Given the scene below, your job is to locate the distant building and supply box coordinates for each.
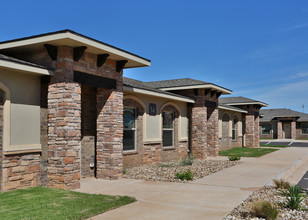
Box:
[259,108,308,139]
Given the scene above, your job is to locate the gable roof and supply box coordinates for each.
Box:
[144,78,232,94]
[260,108,308,122]
[123,77,194,103]
[219,96,268,107]
[0,29,150,69]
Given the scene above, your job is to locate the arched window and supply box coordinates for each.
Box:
[123,107,136,151]
[232,116,238,140]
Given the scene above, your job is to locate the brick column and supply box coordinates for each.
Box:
[47,47,81,190]
[207,107,219,156]
[277,121,283,139]
[96,79,123,179]
[291,121,296,139]
[191,90,207,159]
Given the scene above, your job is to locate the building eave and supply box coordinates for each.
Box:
[124,86,195,103]
[0,30,151,69]
[0,59,53,76]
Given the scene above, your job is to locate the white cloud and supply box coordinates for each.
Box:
[284,23,308,31]
[290,72,308,79]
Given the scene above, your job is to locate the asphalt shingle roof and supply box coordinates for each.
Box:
[219,104,248,113]
[0,53,48,69]
[219,96,267,106]
[144,78,211,88]
[260,108,308,122]
[123,77,194,102]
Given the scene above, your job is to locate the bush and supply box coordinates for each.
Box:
[282,185,306,210]
[180,154,194,166]
[228,156,241,161]
[273,179,290,190]
[251,200,279,220]
[175,170,194,181]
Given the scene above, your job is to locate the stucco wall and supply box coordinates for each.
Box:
[218,109,243,149]
[124,92,188,142]
[0,69,41,150]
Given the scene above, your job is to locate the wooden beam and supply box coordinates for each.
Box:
[74,71,116,89]
[73,46,87,61]
[97,54,109,67]
[44,44,57,60]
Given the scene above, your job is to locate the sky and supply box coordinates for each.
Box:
[1,0,308,112]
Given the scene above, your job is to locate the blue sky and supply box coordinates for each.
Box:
[1,0,308,112]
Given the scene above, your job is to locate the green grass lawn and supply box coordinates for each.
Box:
[0,187,135,220]
[296,138,308,140]
[219,147,278,157]
[260,144,290,148]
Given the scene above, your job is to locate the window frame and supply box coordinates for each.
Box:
[123,107,137,151]
[301,123,308,134]
[232,116,238,140]
[261,123,271,135]
[162,111,174,147]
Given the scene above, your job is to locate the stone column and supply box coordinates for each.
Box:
[191,89,207,159]
[245,114,255,148]
[0,91,4,191]
[291,121,296,139]
[96,79,123,179]
[207,107,219,156]
[47,47,81,190]
[254,114,260,148]
[277,121,283,139]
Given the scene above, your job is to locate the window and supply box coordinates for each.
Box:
[261,124,271,135]
[232,117,238,140]
[301,123,308,134]
[162,111,174,147]
[123,107,136,151]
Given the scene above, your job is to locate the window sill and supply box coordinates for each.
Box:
[163,147,176,151]
[123,150,138,155]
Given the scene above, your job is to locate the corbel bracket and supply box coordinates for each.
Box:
[204,89,211,96]
[97,54,109,67]
[116,60,128,72]
[216,92,222,98]
[73,46,87,61]
[44,44,58,61]
[194,89,198,96]
[211,90,217,97]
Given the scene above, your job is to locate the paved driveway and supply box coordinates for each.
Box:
[76,147,308,220]
[260,140,308,147]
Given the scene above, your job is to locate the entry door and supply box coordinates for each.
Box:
[283,123,291,139]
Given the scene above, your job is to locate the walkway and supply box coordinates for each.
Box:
[75,147,308,220]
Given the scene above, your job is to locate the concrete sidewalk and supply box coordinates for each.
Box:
[75,147,308,220]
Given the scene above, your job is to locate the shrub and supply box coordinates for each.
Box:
[273,179,290,190]
[180,154,194,166]
[251,200,279,220]
[175,170,194,181]
[282,185,306,210]
[228,156,241,161]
